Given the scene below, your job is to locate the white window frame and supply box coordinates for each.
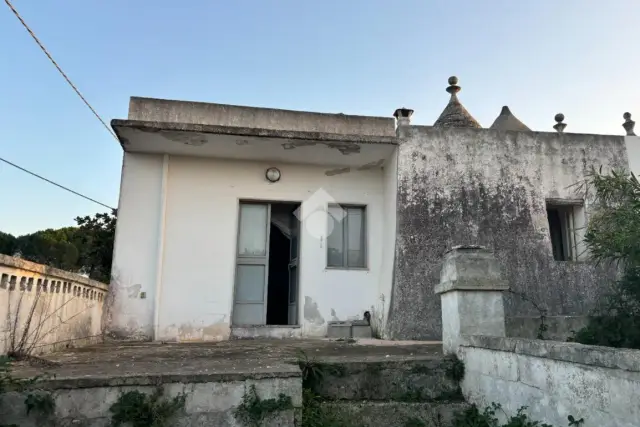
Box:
[326,204,367,269]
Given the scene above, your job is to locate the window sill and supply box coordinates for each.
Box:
[325,267,370,272]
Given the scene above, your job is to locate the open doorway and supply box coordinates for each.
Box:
[267,203,299,325]
[232,201,300,327]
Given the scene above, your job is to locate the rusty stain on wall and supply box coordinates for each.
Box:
[325,167,351,176]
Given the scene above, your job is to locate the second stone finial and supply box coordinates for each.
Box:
[623,112,636,136]
[553,113,567,133]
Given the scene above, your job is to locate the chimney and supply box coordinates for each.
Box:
[393,108,414,128]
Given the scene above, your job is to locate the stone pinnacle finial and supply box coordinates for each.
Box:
[553,113,566,133]
[446,76,461,95]
[623,112,636,136]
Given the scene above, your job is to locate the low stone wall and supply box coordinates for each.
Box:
[459,335,640,427]
[0,372,301,426]
[505,315,588,341]
[0,255,108,355]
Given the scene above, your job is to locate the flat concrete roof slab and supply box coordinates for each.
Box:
[112,120,398,168]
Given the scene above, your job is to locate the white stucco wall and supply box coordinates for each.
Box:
[460,335,640,427]
[152,155,387,341]
[375,150,398,337]
[107,152,165,339]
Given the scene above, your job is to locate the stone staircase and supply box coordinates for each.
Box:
[302,355,469,427]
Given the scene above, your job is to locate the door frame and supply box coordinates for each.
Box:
[287,210,300,325]
[231,199,302,327]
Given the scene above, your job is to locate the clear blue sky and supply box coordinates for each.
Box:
[1,0,638,235]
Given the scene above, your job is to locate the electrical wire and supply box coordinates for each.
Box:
[3,0,118,141]
[0,156,115,211]
[3,0,118,211]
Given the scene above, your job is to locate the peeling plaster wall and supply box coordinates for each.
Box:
[156,155,386,341]
[389,127,627,340]
[106,153,165,340]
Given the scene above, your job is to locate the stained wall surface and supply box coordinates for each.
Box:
[389,127,627,340]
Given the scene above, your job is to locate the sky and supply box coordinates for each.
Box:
[1,0,638,236]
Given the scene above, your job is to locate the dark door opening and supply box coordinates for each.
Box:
[266,203,300,325]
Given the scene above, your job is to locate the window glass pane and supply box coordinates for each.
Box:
[327,206,344,267]
[233,303,264,325]
[235,265,265,302]
[347,208,365,267]
[238,204,268,256]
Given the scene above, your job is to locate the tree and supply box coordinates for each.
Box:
[14,228,81,271]
[0,232,16,256]
[0,211,116,284]
[74,211,116,283]
[571,168,640,349]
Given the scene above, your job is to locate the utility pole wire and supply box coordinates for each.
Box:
[0,156,115,211]
[4,0,118,141]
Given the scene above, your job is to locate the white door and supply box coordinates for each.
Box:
[232,203,270,325]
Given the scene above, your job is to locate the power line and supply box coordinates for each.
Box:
[3,0,118,211]
[0,156,115,211]
[4,0,118,141]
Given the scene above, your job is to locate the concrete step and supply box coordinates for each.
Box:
[316,401,469,427]
[308,357,462,402]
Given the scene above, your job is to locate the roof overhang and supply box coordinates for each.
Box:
[111,120,398,168]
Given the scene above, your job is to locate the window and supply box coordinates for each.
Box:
[546,201,585,261]
[327,205,366,268]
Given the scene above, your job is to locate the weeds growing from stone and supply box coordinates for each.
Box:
[0,356,55,426]
[109,387,186,427]
[234,384,293,426]
[452,403,584,427]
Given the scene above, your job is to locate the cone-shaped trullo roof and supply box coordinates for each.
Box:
[489,106,531,131]
[433,76,481,129]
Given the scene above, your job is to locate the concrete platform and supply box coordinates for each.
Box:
[12,338,442,389]
[3,339,445,427]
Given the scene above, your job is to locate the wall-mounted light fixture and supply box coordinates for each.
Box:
[265,167,281,183]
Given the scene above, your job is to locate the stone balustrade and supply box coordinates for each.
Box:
[0,254,108,355]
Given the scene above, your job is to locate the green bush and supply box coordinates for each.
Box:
[571,169,640,349]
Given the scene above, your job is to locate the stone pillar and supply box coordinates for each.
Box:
[435,246,509,354]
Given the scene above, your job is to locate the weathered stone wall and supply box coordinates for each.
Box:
[0,255,108,355]
[459,335,640,427]
[389,126,627,340]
